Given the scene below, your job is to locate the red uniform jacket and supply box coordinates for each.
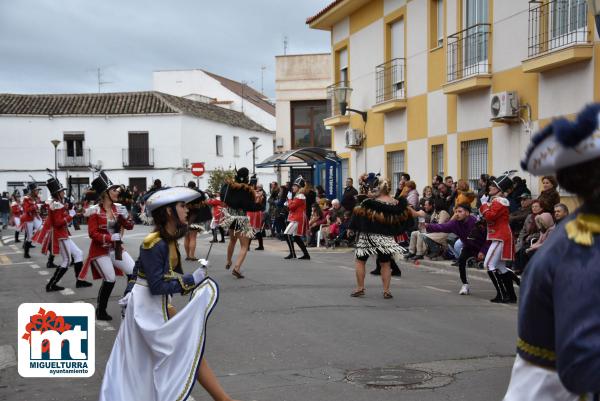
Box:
[10,202,22,218]
[480,196,514,261]
[79,204,134,280]
[287,193,307,236]
[20,195,40,224]
[32,200,72,255]
[207,198,224,221]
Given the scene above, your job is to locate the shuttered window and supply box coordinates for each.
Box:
[387,150,405,193]
[461,138,488,190]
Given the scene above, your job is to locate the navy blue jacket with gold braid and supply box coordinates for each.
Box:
[517,212,600,394]
[125,232,196,296]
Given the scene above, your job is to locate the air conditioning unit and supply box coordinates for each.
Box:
[345,129,363,148]
[490,91,519,121]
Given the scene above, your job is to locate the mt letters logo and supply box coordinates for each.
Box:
[18,303,95,377]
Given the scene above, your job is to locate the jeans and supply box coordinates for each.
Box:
[0,212,8,227]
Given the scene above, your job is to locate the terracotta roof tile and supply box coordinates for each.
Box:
[306,0,343,24]
[0,91,272,133]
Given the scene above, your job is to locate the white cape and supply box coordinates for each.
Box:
[99,278,218,401]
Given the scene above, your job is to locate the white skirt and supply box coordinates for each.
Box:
[99,278,218,401]
[503,355,582,401]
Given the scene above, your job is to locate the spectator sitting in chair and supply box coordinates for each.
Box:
[406,199,450,260]
[307,203,327,247]
[334,210,354,247]
[553,203,569,224]
[405,199,434,259]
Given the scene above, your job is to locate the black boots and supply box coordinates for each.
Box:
[14,231,20,243]
[211,228,226,243]
[46,268,67,292]
[74,261,92,288]
[23,241,31,258]
[294,236,310,260]
[96,281,116,321]
[284,235,296,259]
[210,229,218,243]
[46,254,58,269]
[255,232,264,251]
[488,270,517,303]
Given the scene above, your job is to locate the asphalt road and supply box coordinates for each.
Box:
[0,225,518,401]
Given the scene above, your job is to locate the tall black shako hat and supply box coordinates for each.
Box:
[235,167,250,184]
[491,174,513,193]
[45,169,66,196]
[91,171,120,195]
[26,181,38,192]
[293,175,305,188]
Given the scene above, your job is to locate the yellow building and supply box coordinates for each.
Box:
[307,0,599,204]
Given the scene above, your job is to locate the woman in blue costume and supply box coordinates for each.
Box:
[100,187,239,401]
[503,104,600,400]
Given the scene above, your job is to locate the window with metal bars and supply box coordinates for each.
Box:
[431,144,444,178]
[387,150,405,193]
[460,139,487,190]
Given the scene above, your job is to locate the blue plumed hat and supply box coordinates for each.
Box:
[522,103,600,175]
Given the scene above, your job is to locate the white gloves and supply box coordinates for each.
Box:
[192,266,207,284]
[116,205,129,219]
[480,195,489,204]
[287,191,292,200]
[111,233,121,241]
[198,259,209,267]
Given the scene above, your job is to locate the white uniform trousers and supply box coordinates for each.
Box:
[58,238,83,269]
[94,251,135,282]
[484,241,508,274]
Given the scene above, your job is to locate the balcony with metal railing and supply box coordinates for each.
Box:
[122,148,155,168]
[522,0,592,73]
[372,58,407,114]
[57,148,91,169]
[443,23,492,95]
[323,81,351,127]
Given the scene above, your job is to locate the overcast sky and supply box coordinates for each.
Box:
[0,0,331,99]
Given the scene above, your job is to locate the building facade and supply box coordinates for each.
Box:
[153,69,276,131]
[308,0,599,200]
[0,91,275,199]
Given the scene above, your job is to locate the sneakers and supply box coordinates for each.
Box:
[459,284,470,295]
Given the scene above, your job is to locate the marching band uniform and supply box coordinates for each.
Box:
[207,196,225,243]
[284,176,310,260]
[10,199,22,243]
[20,182,42,258]
[79,172,135,320]
[503,104,600,399]
[480,175,517,304]
[99,187,219,401]
[248,176,266,251]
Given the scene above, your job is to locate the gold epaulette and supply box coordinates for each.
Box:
[142,231,162,249]
[565,213,600,247]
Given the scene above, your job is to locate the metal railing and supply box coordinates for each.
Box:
[326,81,346,117]
[57,148,91,168]
[447,23,491,83]
[527,0,589,58]
[375,58,406,104]
[122,148,154,168]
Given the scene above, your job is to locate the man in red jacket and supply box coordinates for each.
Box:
[283,176,310,260]
[20,182,43,258]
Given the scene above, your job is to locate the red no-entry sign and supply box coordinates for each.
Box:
[191,162,205,177]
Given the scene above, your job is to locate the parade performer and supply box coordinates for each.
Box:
[248,175,266,251]
[99,187,239,401]
[503,104,600,399]
[32,175,91,291]
[80,172,135,320]
[10,195,22,243]
[184,181,211,261]
[479,175,517,303]
[207,193,225,243]
[32,199,60,269]
[219,167,261,278]
[20,181,42,258]
[283,176,310,260]
[349,178,410,299]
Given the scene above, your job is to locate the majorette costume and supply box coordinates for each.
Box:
[219,167,261,239]
[207,196,225,243]
[503,104,600,400]
[20,182,42,258]
[283,176,310,260]
[350,193,409,263]
[100,187,219,401]
[32,175,91,292]
[480,174,518,304]
[247,175,266,251]
[10,199,22,243]
[79,172,135,321]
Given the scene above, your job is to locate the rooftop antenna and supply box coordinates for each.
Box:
[283,36,288,55]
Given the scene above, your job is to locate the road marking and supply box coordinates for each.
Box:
[30,264,40,269]
[9,245,19,250]
[60,288,75,296]
[0,255,10,265]
[336,265,354,271]
[0,252,21,256]
[96,321,116,331]
[38,271,50,276]
[424,285,452,293]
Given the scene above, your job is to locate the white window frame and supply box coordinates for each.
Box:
[549,0,587,51]
[390,19,406,99]
[387,150,406,194]
[233,136,240,157]
[463,0,489,75]
[437,0,444,47]
[216,135,223,157]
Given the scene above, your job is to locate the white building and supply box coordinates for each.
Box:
[153,69,276,131]
[0,91,275,199]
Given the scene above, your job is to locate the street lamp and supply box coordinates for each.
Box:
[249,136,259,175]
[332,85,367,122]
[587,0,600,36]
[51,139,61,176]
